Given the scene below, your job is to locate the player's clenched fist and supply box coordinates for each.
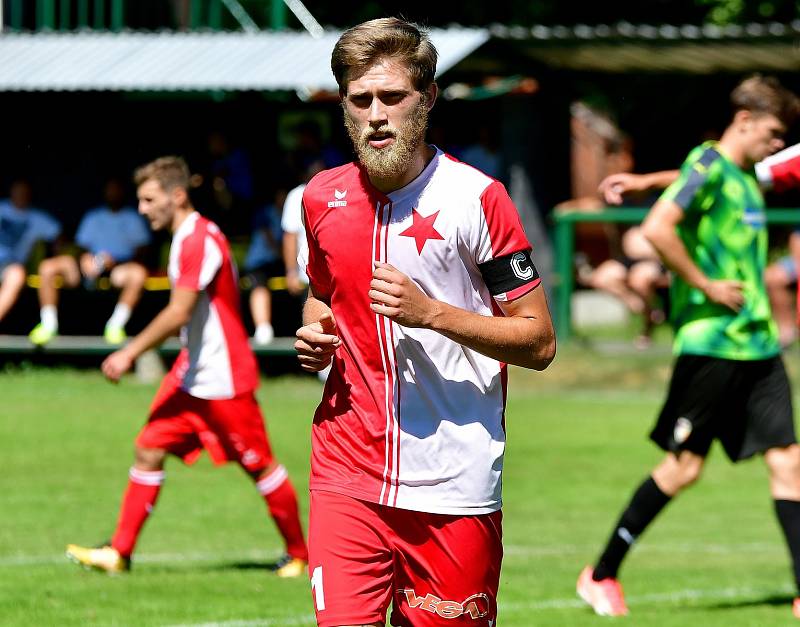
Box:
[102,349,134,382]
[295,313,341,372]
[369,261,436,328]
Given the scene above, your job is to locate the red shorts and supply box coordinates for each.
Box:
[308,490,502,627]
[136,374,273,473]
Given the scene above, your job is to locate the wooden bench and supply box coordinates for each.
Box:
[0,334,298,357]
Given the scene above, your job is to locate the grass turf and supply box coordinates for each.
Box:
[2,344,800,625]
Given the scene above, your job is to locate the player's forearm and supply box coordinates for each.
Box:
[643,220,710,292]
[283,234,299,276]
[426,300,556,370]
[122,305,190,360]
[643,170,679,190]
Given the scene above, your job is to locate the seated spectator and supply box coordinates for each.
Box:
[281,161,330,382]
[29,178,151,345]
[582,226,670,347]
[0,179,61,326]
[765,230,800,346]
[244,191,285,345]
[457,126,501,179]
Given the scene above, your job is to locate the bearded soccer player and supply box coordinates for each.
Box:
[66,157,308,577]
[577,76,800,619]
[294,18,556,627]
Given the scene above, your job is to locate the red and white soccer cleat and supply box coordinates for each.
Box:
[577,565,629,616]
[793,597,800,619]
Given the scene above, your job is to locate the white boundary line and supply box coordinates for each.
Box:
[0,541,788,567]
[163,583,797,626]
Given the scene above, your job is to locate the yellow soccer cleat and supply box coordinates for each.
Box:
[273,555,307,578]
[66,544,130,574]
[104,325,127,345]
[29,323,56,346]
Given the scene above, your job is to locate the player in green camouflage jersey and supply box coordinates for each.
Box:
[661,141,779,359]
[578,76,800,620]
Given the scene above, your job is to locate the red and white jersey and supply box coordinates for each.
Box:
[168,212,258,400]
[756,142,800,193]
[302,148,541,515]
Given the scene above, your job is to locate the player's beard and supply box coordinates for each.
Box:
[344,99,428,181]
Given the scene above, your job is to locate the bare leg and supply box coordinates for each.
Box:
[0,264,26,323]
[766,261,797,347]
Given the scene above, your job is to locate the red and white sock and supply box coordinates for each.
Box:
[256,464,308,561]
[111,467,165,558]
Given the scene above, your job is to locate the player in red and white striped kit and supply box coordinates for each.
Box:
[294,19,556,627]
[66,156,307,577]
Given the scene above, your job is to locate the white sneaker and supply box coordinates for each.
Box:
[254,323,275,345]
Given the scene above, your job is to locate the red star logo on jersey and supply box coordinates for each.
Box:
[399,209,445,254]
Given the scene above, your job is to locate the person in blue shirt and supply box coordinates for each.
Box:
[0,179,61,325]
[243,192,285,345]
[29,178,151,345]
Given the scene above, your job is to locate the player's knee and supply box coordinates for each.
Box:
[4,264,26,287]
[38,258,59,279]
[765,266,789,290]
[767,445,800,482]
[134,446,167,470]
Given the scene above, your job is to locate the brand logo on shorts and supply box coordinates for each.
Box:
[510,251,534,281]
[328,189,347,208]
[400,589,490,620]
[674,417,693,444]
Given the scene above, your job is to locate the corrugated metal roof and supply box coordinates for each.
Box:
[487,21,800,72]
[0,29,490,92]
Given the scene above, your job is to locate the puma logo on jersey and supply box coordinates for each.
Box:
[400,589,490,620]
[328,189,348,207]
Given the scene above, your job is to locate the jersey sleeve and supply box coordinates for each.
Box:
[74,212,96,251]
[175,230,222,291]
[129,212,152,247]
[301,192,332,299]
[659,146,720,214]
[755,142,800,193]
[36,211,62,242]
[473,180,540,302]
[281,186,304,234]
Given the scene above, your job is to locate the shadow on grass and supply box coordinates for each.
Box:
[707,593,794,610]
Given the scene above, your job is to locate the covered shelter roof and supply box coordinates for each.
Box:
[0,28,490,92]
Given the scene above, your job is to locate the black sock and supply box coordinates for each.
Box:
[775,499,800,595]
[593,476,671,581]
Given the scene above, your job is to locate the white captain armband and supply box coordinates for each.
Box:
[478,249,541,302]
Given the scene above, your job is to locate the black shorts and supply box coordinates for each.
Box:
[650,354,796,461]
[244,261,285,288]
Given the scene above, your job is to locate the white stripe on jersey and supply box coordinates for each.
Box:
[374,200,401,506]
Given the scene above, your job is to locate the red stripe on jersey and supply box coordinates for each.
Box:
[771,156,800,194]
[503,277,541,301]
[480,180,532,259]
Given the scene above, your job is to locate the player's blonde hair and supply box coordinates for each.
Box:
[331,17,438,97]
[731,75,800,126]
[134,156,190,192]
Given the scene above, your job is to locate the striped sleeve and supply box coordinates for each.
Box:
[175,228,222,291]
[474,180,540,302]
[660,146,721,212]
[756,142,800,193]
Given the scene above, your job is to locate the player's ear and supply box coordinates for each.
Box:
[734,109,752,132]
[422,82,438,111]
[172,185,188,206]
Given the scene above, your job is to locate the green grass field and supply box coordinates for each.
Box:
[3,344,800,626]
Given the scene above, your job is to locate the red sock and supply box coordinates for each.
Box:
[111,467,164,558]
[256,465,308,560]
